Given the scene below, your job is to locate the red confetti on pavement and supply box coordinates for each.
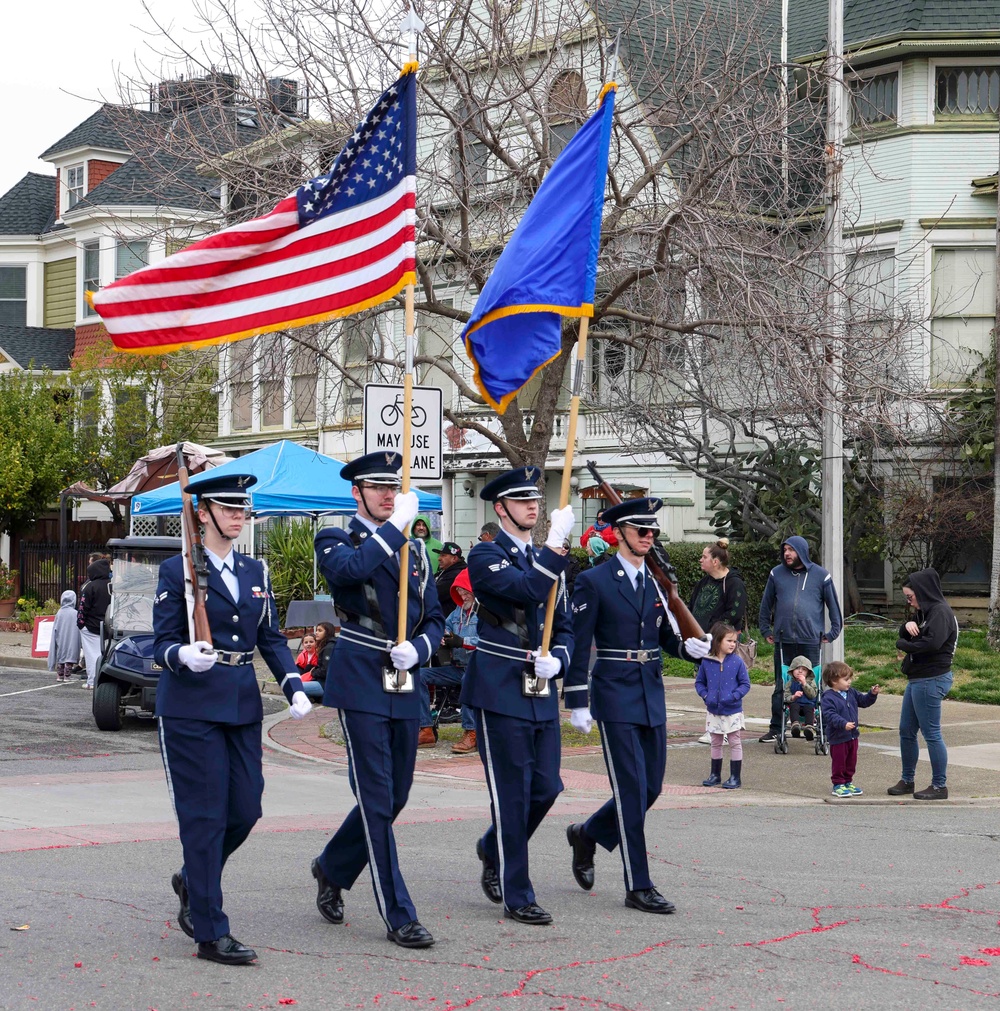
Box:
[74,962,82,968]
[960,956,990,966]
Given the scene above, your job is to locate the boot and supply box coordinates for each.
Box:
[417,727,437,748]
[702,758,723,787]
[451,729,477,754]
[722,760,742,789]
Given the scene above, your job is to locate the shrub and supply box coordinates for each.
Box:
[265,519,317,624]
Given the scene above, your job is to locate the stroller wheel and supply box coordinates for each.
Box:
[779,740,789,754]
[774,741,781,754]
[821,742,829,756]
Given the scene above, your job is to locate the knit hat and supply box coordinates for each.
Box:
[588,536,608,557]
[787,656,815,676]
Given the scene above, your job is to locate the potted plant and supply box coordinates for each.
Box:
[0,563,18,618]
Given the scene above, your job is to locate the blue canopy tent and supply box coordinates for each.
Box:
[130,441,442,517]
[130,441,442,594]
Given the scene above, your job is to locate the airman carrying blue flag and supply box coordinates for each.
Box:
[461,84,616,413]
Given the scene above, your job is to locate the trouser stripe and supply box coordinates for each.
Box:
[598,720,634,891]
[479,711,506,908]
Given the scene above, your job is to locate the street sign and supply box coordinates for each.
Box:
[363,383,443,481]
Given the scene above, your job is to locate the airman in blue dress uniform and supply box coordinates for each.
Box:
[461,467,575,925]
[563,497,710,914]
[309,451,445,949]
[154,472,311,965]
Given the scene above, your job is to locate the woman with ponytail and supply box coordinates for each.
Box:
[688,538,747,634]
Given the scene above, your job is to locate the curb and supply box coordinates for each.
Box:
[0,654,49,671]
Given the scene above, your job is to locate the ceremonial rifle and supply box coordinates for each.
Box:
[176,444,212,645]
[585,460,704,641]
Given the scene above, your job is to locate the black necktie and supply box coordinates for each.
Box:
[525,545,534,565]
[634,572,644,600]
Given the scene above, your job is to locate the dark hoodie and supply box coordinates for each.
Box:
[758,535,843,644]
[80,557,112,635]
[689,567,747,631]
[897,568,958,680]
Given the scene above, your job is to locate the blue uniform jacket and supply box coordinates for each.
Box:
[695,653,751,717]
[565,563,687,726]
[153,552,303,724]
[317,517,445,718]
[820,686,878,745]
[460,530,572,721]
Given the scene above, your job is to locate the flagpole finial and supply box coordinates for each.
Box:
[400,3,425,62]
[606,30,621,84]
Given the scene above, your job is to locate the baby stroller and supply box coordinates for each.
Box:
[774,646,828,756]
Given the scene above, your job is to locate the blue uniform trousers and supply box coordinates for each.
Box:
[584,721,666,893]
[475,709,563,909]
[158,717,263,943]
[317,709,419,930]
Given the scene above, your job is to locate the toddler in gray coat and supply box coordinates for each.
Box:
[49,590,82,682]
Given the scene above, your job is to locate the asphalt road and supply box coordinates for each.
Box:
[3,665,1000,1010]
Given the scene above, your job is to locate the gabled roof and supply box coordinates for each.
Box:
[39,105,156,160]
[790,0,1000,61]
[0,326,75,370]
[0,173,56,236]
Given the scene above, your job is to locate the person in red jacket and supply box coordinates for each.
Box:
[579,509,618,549]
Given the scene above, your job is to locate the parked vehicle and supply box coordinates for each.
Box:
[92,537,180,731]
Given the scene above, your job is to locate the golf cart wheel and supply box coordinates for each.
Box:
[93,681,123,731]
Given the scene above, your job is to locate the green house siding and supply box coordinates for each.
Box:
[43,258,76,328]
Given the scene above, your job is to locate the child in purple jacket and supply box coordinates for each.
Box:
[695,622,751,789]
[820,661,880,798]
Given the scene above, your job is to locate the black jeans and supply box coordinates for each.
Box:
[769,642,820,734]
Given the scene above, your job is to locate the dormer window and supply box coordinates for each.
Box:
[65,164,85,211]
[547,71,588,155]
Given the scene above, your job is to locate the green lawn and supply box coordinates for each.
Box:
[663,626,1000,706]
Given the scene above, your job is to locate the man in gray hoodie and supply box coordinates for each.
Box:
[757,536,843,743]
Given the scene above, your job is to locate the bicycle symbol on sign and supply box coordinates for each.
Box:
[381,393,426,428]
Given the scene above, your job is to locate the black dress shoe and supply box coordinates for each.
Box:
[386,920,435,948]
[504,903,553,925]
[311,857,344,924]
[196,934,257,964]
[567,823,596,891]
[625,888,676,914]
[171,872,194,939]
[476,839,502,904]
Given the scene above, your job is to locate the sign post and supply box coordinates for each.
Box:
[363,383,443,482]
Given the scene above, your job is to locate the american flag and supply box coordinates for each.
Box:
[93,69,417,353]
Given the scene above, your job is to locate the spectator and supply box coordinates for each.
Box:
[694,622,750,789]
[435,542,467,603]
[418,569,479,754]
[312,621,338,693]
[49,590,82,683]
[586,536,610,567]
[412,515,444,572]
[888,569,958,801]
[295,633,323,700]
[478,522,500,545]
[821,661,879,798]
[783,655,818,741]
[579,509,619,550]
[757,536,842,744]
[79,553,112,690]
[688,538,747,632]
[562,540,583,598]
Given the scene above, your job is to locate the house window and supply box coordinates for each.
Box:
[79,386,99,438]
[930,246,996,386]
[291,344,317,424]
[341,319,371,418]
[115,240,149,278]
[589,323,633,403]
[66,164,85,210]
[0,266,27,325]
[848,70,898,127]
[846,249,896,385]
[454,102,489,191]
[259,334,285,427]
[547,71,588,155]
[82,240,100,318]
[230,341,253,430]
[935,66,1000,117]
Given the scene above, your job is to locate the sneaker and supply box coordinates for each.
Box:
[758,732,777,744]
[887,779,915,796]
[698,732,712,744]
[913,785,949,801]
[831,784,853,798]
[846,783,863,796]
[803,725,815,741]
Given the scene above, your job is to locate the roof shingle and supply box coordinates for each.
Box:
[0,325,75,370]
[0,173,56,236]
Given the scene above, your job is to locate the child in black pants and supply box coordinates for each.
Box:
[820,661,880,798]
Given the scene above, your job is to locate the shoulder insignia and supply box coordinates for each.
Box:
[325,547,333,554]
[154,591,168,604]
[572,602,587,613]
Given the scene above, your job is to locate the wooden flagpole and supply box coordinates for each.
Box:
[538,316,589,654]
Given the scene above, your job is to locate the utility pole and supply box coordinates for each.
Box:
[821,0,846,661]
[989,122,1000,649]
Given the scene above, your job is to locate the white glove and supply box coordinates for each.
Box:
[531,650,561,680]
[289,691,312,720]
[178,641,217,672]
[390,640,419,671]
[684,635,711,659]
[570,707,594,734]
[545,505,576,549]
[387,491,420,532]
